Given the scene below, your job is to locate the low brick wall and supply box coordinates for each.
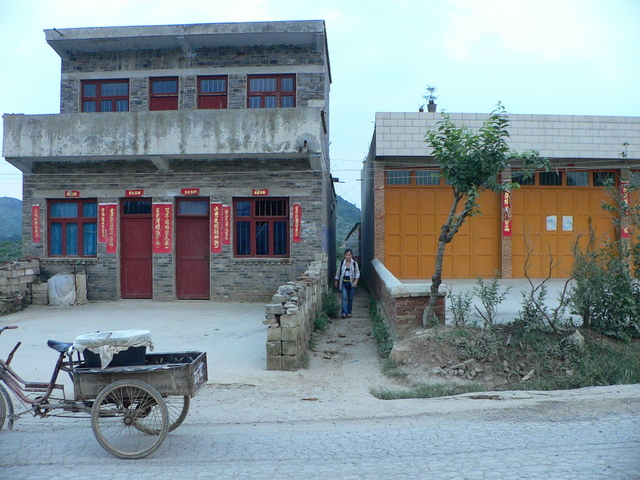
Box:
[264,253,328,371]
[371,259,446,339]
[0,259,40,296]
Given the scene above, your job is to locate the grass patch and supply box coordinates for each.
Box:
[370,382,484,400]
[510,335,640,391]
[381,358,407,379]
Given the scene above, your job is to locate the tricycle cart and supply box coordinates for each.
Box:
[0,326,208,459]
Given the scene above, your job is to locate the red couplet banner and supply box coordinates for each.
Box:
[211,203,222,253]
[153,204,173,253]
[222,205,231,245]
[293,204,302,242]
[621,182,631,238]
[98,205,107,242]
[501,192,512,237]
[31,205,41,243]
[104,204,118,253]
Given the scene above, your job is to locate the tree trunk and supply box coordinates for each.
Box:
[423,231,448,326]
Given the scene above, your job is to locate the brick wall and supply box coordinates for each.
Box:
[60,45,327,114]
[23,160,329,302]
[371,259,445,339]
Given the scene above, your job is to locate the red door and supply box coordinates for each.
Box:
[176,199,210,299]
[120,200,153,298]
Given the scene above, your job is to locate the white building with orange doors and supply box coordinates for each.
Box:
[362,112,640,282]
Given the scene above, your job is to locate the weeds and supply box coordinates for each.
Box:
[448,288,475,327]
[381,358,407,378]
[473,276,511,327]
[314,311,330,332]
[369,294,393,358]
[323,292,341,319]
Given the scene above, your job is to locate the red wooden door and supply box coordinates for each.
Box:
[176,199,210,299]
[120,200,153,298]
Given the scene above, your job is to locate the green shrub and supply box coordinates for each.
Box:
[448,289,474,327]
[314,311,330,332]
[322,292,341,319]
[472,276,511,326]
[0,241,21,263]
[569,244,640,340]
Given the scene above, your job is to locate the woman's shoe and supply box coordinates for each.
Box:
[341,314,346,319]
[346,314,352,318]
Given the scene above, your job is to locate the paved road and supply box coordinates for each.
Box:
[1,392,639,480]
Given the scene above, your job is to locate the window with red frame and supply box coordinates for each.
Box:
[150,77,178,111]
[81,80,129,112]
[234,198,289,257]
[247,75,295,108]
[198,76,227,109]
[48,199,97,257]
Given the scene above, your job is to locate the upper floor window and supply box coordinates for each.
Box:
[81,80,129,112]
[150,77,178,111]
[247,75,295,108]
[198,76,227,109]
[48,199,97,257]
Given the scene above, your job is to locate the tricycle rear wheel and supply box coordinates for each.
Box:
[136,395,190,434]
[91,379,168,459]
[165,395,190,432]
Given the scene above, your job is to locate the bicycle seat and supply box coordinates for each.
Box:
[47,339,73,354]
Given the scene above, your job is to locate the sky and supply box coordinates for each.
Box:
[0,0,638,209]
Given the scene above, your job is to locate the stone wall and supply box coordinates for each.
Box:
[371,259,445,339]
[0,259,40,296]
[264,253,328,371]
[0,259,40,315]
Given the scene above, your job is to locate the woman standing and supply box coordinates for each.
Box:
[334,249,360,318]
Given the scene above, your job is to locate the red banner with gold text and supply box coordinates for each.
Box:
[31,205,41,243]
[153,204,173,253]
[104,204,118,253]
[211,203,222,253]
[293,203,302,242]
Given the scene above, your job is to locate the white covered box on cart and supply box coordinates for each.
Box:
[72,330,154,369]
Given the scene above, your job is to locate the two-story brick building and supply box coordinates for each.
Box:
[3,21,335,301]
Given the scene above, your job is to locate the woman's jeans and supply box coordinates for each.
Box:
[341,283,355,315]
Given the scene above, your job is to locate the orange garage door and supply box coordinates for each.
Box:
[511,187,615,278]
[384,188,501,279]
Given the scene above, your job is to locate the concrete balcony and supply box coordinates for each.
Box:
[3,107,328,173]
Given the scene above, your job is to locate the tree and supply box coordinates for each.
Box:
[422,105,547,326]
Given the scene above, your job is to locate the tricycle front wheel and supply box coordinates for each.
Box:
[91,379,168,459]
[0,383,14,432]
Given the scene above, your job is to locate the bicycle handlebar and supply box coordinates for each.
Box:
[0,325,18,334]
